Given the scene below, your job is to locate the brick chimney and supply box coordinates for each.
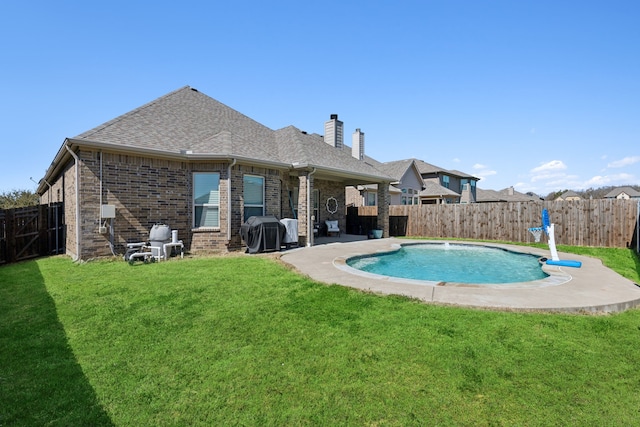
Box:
[352,128,364,160]
[324,114,343,148]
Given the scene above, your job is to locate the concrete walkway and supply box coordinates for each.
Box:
[280,238,640,313]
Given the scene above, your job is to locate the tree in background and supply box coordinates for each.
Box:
[0,189,40,209]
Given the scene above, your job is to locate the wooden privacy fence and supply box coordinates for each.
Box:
[356,199,639,248]
[346,206,408,237]
[0,203,65,265]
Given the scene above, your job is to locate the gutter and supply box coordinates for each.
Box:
[290,162,393,183]
[67,138,292,170]
[64,143,81,261]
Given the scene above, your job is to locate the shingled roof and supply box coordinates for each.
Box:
[419,181,460,198]
[604,186,640,198]
[74,86,276,158]
[476,187,541,202]
[372,159,417,182]
[57,86,391,183]
[413,159,479,179]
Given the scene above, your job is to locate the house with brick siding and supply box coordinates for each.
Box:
[38,86,392,260]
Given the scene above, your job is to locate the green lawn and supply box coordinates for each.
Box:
[1,246,640,426]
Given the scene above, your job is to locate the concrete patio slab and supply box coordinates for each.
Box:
[280,238,640,313]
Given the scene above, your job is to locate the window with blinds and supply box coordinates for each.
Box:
[194,173,220,228]
[243,175,264,222]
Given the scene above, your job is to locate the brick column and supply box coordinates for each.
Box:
[377,182,390,237]
[297,171,310,246]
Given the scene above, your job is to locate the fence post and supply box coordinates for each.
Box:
[637,200,639,254]
[39,204,48,256]
[6,208,15,263]
[0,210,6,264]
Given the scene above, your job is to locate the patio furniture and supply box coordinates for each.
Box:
[325,220,341,237]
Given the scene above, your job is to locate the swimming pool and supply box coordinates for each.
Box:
[346,243,548,285]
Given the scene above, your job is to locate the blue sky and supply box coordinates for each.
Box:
[1,0,638,196]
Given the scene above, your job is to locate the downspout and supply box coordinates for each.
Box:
[99,151,103,222]
[227,158,237,244]
[307,167,317,247]
[99,151,116,256]
[65,143,81,261]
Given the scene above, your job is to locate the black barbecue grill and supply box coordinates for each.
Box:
[240,216,286,254]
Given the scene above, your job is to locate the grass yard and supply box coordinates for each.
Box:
[1,246,640,426]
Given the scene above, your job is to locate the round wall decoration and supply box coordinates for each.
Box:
[326,197,338,214]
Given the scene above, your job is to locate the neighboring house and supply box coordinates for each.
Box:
[347,158,424,206]
[604,186,640,200]
[414,160,479,204]
[555,190,582,201]
[37,86,393,260]
[348,158,479,206]
[476,187,541,203]
[418,181,461,204]
[347,184,402,207]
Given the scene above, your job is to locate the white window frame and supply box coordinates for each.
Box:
[193,172,220,229]
[243,174,265,222]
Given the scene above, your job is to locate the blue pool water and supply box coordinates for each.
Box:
[347,243,548,284]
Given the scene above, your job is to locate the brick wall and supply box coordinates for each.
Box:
[79,150,198,257]
[314,178,347,231]
[44,147,360,259]
[76,151,296,258]
[42,158,78,259]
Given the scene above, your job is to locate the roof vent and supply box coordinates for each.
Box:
[190,88,199,92]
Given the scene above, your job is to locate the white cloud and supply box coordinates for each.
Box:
[471,163,497,182]
[452,158,461,163]
[519,156,639,196]
[607,156,640,168]
[546,176,581,188]
[514,182,536,193]
[584,173,635,187]
[531,160,567,173]
[531,172,565,183]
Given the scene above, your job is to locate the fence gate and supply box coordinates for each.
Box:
[0,203,64,265]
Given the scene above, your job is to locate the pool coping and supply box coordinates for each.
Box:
[280,238,640,313]
[334,241,572,289]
